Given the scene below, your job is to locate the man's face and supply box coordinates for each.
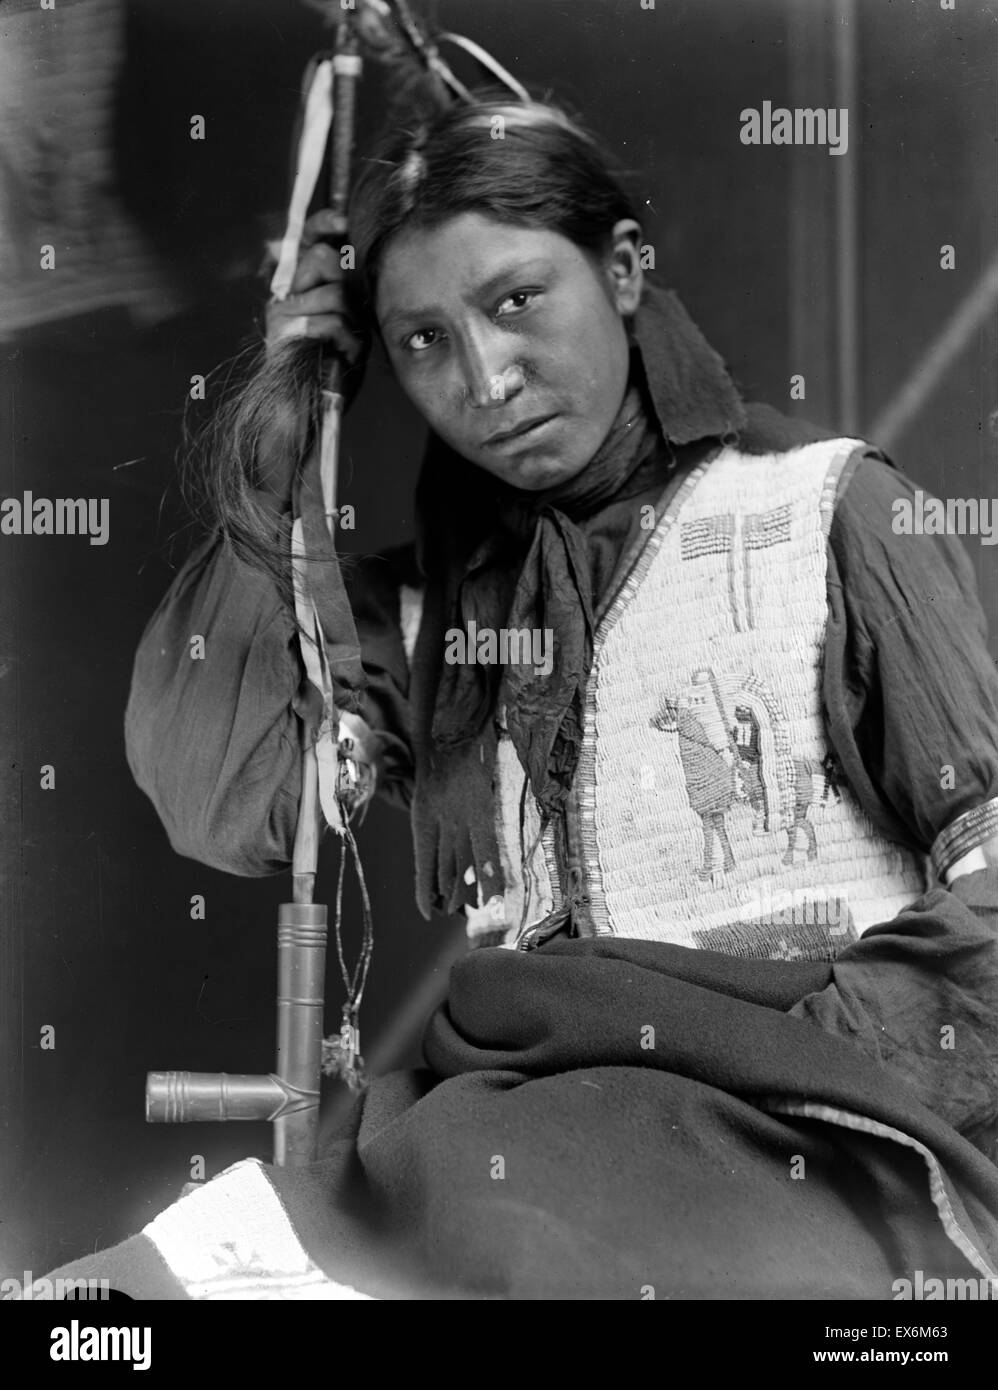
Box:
[375,212,637,491]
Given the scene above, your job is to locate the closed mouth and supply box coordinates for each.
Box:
[484,415,558,446]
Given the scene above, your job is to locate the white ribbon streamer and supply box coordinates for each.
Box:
[269,59,334,302]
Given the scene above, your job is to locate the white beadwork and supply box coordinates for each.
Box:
[497,437,927,961]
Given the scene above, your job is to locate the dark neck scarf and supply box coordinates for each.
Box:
[431,372,663,817]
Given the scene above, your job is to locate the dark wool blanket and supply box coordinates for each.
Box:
[36,874,998,1300]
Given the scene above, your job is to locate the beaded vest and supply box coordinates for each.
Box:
[485,437,929,961]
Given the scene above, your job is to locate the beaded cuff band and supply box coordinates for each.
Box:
[930,797,998,882]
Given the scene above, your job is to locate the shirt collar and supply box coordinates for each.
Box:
[630,281,747,445]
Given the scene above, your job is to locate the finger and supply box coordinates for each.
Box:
[282,283,348,319]
[266,312,311,346]
[267,311,364,363]
[291,242,345,293]
[299,208,347,250]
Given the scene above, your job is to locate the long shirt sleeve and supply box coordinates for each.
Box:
[124,505,419,876]
[824,453,998,865]
[124,531,306,875]
[800,454,998,1145]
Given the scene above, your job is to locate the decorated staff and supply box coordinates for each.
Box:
[145,0,528,1166]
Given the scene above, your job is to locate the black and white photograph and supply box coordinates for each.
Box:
[2,0,998,1343]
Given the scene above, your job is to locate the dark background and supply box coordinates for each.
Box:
[2,0,997,1278]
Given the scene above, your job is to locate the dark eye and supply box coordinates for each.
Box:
[496,290,538,316]
[403,327,440,353]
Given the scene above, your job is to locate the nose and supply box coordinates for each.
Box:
[457,324,526,409]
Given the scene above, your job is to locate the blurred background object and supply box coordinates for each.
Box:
[0,0,186,340]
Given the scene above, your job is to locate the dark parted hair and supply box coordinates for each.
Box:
[349,93,639,317]
[183,86,640,602]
